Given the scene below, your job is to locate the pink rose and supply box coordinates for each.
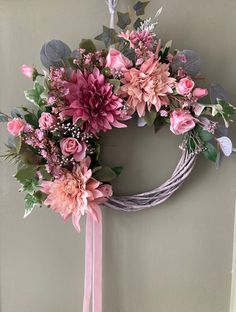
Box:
[7,118,26,136]
[106,48,132,72]
[192,88,208,98]
[60,138,87,161]
[170,109,196,135]
[39,112,56,130]
[21,64,34,79]
[176,77,195,95]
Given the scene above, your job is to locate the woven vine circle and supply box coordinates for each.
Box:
[105,149,197,212]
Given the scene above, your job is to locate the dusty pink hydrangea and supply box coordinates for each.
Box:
[120,57,175,117]
[62,68,127,135]
[41,157,112,231]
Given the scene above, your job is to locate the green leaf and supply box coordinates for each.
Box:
[111,166,123,176]
[0,112,9,122]
[39,166,52,180]
[20,179,38,195]
[133,17,144,30]
[24,194,37,218]
[216,99,236,127]
[95,26,118,47]
[93,166,117,182]
[108,79,120,92]
[195,125,213,142]
[24,113,39,128]
[203,142,217,162]
[15,165,37,184]
[143,110,157,126]
[15,136,22,154]
[133,1,150,16]
[24,81,45,107]
[34,190,46,203]
[79,39,96,52]
[117,11,131,29]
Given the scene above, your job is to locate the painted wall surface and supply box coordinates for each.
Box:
[0,1,236,311]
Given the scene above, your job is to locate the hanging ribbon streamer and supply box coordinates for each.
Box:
[83,207,102,312]
[83,3,117,311]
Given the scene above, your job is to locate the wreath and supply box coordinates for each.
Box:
[1,1,235,310]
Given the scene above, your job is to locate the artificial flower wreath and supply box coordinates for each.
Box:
[1,1,235,231]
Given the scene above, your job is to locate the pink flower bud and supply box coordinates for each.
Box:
[176,77,195,95]
[7,118,26,136]
[21,64,34,79]
[192,88,208,98]
[98,184,113,198]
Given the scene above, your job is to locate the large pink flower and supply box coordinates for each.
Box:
[41,157,112,231]
[61,68,127,135]
[120,57,175,117]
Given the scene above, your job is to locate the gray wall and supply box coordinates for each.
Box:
[0,0,236,311]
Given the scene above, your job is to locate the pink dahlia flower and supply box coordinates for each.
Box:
[119,30,154,49]
[62,68,127,135]
[41,157,112,232]
[120,57,175,117]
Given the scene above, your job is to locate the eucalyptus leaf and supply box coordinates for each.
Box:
[216,136,233,157]
[210,83,229,104]
[171,50,202,77]
[137,117,146,127]
[40,39,71,68]
[0,113,9,122]
[11,108,24,118]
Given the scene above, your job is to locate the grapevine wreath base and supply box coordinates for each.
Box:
[105,149,196,211]
[1,1,235,312]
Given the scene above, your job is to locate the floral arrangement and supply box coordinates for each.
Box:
[1,1,235,232]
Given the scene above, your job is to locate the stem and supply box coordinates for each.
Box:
[0,111,12,119]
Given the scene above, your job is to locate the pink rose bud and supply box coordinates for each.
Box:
[106,48,132,72]
[38,112,56,130]
[176,77,195,95]
[7,118,26,136]
[98,184,113,198]
[60,138,87,162]
[192,88,208,98]
[170,109,196,135]
[21,64,34,79]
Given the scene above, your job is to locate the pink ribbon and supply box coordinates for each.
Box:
[83,206,102,312]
